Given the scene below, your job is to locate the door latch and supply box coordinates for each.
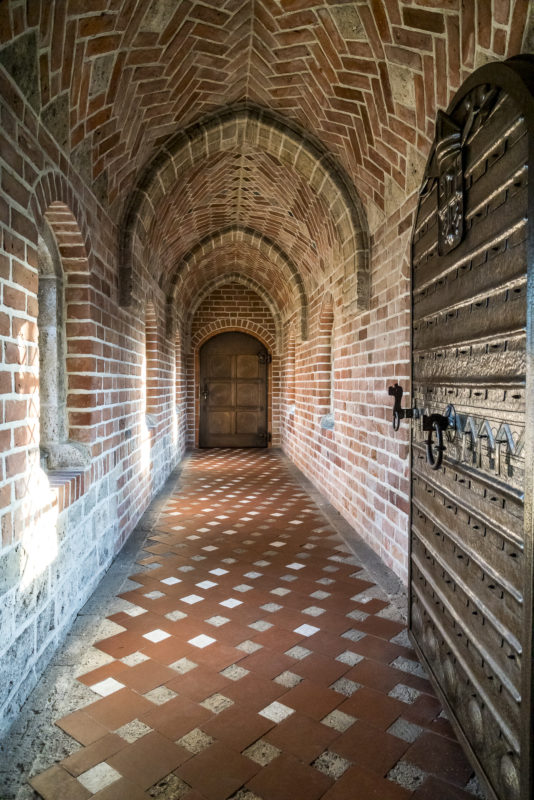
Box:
[388,383,421,430]
[388,384,455,471]
[202,383,209,401]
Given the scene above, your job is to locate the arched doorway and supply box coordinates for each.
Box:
[199,332,269,448]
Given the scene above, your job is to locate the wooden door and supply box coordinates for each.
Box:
[408,58,534,800]
[199,332,269,448]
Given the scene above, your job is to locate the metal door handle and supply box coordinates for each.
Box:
[202,384,209,401]
[424,416,447,470]
[422,406,455,471]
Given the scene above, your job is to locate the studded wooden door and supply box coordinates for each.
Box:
[409,58,534,800]
[199,331,269,448]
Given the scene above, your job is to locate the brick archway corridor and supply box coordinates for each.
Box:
[28,450,477,800]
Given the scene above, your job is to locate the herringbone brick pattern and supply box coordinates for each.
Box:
[7,1,527,216]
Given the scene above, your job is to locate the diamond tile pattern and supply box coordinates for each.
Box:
[30,450,478,800]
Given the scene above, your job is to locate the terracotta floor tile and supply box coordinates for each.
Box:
[90,777,148,800]
[264,712,338,763]
[246,752,332,800]
[265,607,308,631]
[339,687,404,729]
[76,660,127,687]
[350,635,414,664]
[141,636,195,664]
[166,666,229,702]
[249,626,302,653]
[95,631,147,659]
[223,673,287,710]
[191,642,245,672]
[202,703,275,750]
[205,620,252,646]
[404,731,474,785]
[61,733,126,776]
[429,715,457,740]
[177,741,259,800]
[281,679,342,720]
[402,694,443,728]
[353,616,405,640]
[106,731,190,789]
[340,576,375,595]
[115,659,177,693]
[84,688,155,730]
[346,660,402,693]
[141,693,212,740]
[297,652,350,685]
[322,765,412,799]
[332,719,409,775]
[237,647,295,679]
[29,765,91,800]
[304,631,347,658]
[108,610,162,632]
[55,710,110,745]
[354,598,390,615]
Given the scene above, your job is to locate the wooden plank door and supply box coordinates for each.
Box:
[408,58,534,800]
[199,331,269,448]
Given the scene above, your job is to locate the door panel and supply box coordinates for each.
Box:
[208,411,232,435]
[236,354,259,378]
[236,411,259,434]
[236,383,259,406]
[199,331,268,447]
[209,355,233,377]
[209,382,233,406]
[409,59,534,800]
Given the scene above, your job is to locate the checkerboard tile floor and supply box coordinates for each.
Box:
[30,449,481,800]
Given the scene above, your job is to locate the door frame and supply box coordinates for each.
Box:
[194,327,273,448]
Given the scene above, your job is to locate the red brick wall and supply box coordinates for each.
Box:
[282,202,413,580]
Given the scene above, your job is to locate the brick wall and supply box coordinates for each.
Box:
[282,202,413,580]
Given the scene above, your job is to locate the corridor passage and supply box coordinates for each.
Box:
[30,450,477,800]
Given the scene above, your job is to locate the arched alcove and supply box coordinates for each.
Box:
[36,203,92,469]
[318,293,335,430]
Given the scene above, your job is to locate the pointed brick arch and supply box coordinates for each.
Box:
[167,226,305,340]
[185,272,283,346]
[31,173,92,266]
[119,105,369,312]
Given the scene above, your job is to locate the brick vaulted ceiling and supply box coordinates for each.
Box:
[1,1,531,315]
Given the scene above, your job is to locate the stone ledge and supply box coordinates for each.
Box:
[41,441,91,470]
